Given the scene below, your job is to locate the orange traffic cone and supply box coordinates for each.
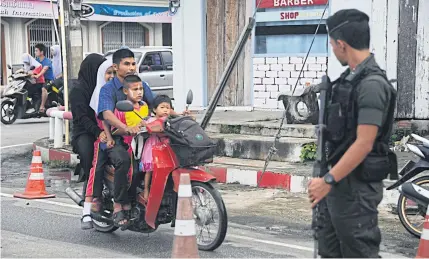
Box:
[171,173,199,258]
[416,206,429,258]
[13,150,56,199]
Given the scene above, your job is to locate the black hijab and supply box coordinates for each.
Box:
[77,53,106,96]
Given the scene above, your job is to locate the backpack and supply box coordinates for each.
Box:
[163,116,217,167]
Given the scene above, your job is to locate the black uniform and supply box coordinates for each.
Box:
[317,54,397,258]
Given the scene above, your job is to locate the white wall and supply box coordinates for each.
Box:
[154,23,163,46]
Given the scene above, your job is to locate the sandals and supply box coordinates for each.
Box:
[81,214,93,230]
[90,200,104,222]
[113,210,130,230]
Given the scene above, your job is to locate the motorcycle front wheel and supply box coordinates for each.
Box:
[191,181,228,251]
[1,100,18,125]
[397,175,429,238]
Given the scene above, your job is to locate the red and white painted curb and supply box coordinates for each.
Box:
[199,166,311,192]
[33,144,79,167]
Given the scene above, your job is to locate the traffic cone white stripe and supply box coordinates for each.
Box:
[178,184,192,197]
[422,229,429,241]
[31,156,42,163]
[29,173,45,180]
[174,219,196,236]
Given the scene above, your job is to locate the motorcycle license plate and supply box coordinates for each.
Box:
[399,160,415,176]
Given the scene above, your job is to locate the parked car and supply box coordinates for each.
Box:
[104,47,173,98]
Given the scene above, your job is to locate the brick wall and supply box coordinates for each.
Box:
[253,56,328,109]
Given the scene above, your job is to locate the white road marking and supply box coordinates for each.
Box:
[0,193,80,209]
[0,143,33,149]
[0,192,405,258]
[228,234,314,252]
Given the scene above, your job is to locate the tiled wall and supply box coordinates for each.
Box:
[253,56,328,109]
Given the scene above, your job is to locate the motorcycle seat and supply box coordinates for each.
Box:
[399,182,429,205]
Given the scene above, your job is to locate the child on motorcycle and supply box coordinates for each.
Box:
[140,95,173,201]
[103,74,149,228]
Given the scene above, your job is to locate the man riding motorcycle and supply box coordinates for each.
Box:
[94,48,189,229]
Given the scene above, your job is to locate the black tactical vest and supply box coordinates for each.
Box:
[326,66,396,165]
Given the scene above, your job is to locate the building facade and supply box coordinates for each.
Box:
[1,0,172,85]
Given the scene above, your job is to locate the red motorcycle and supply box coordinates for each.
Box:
[66,96,227,251]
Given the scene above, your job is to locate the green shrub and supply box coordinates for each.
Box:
[300,142,317,162]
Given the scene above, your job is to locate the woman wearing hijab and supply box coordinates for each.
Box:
[81,57,115,230]
[70,54,106,186]
[40,45,63,113]
[21,53,44,113]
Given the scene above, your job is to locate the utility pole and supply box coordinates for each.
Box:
[58,0,83,145]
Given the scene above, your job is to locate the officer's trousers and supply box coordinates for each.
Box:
[317,173,384,258]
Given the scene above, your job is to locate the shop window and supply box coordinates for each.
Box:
[27,19,59,58]
[101,22,146,53]
[255,23,328,55]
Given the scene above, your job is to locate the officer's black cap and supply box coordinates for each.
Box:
[326,9,369,35]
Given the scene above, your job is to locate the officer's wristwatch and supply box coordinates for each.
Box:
[323,173,337,186]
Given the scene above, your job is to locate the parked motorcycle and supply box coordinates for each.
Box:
[386,134,429,237]
[1,65,64,125]
[66,91,228,251]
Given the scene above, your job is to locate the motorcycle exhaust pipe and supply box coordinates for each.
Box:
[65,187,84,207]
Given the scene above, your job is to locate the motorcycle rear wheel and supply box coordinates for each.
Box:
[191,181,228,251]
[92,209,119,233]
[1,100,18,125]
[397,175,429,238]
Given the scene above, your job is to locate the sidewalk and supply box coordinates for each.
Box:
[33,132,414,210]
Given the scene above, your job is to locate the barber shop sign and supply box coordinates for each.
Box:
[256,0,328,9]
[256,9,329,22]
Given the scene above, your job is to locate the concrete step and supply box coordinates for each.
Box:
[210,133,315,163]
[207,121,316,139]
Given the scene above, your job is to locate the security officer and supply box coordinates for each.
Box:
[307,9,397,258]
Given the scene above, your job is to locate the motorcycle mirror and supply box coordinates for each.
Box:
[116,100,134,112]
[186,90,193,105]
[7,64,12,70]
[29,66,36,70]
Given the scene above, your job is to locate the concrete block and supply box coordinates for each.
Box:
[253,57,265,64]
[270,91,280,99]
[305,57,317,64]
[253,78,262,84]
[265,98,279,109]
[278,57,290,64]
[266,85,279,92]
[304,71,317,78]
[295,64,307,71]
[253,84,265,91]
[278,71,291,77]
[308,64,322,71]
[266,71,278,78]
[290,71,301,78]
[290,57,303,64]
[253,98,266,107]
[275,78,287,84]
[253,71,265,78]
[270,64,283,71]
[316,57,327,64]
[263,78,275,84]
[258,64,270,71]
[317,71,326,78]
[254,91,270,98]
[266,57,278,64]
[279,84,292,92]
[283,64,295,71]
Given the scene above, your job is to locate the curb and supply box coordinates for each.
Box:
[33,143,79,167]
[32,143,400,206]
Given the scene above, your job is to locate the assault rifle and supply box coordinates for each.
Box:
[312,75,332,258]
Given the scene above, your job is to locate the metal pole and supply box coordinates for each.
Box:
[58,0,70,146]
[49,117,55,140]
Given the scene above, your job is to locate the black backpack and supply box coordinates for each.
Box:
[163,116,217,167]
